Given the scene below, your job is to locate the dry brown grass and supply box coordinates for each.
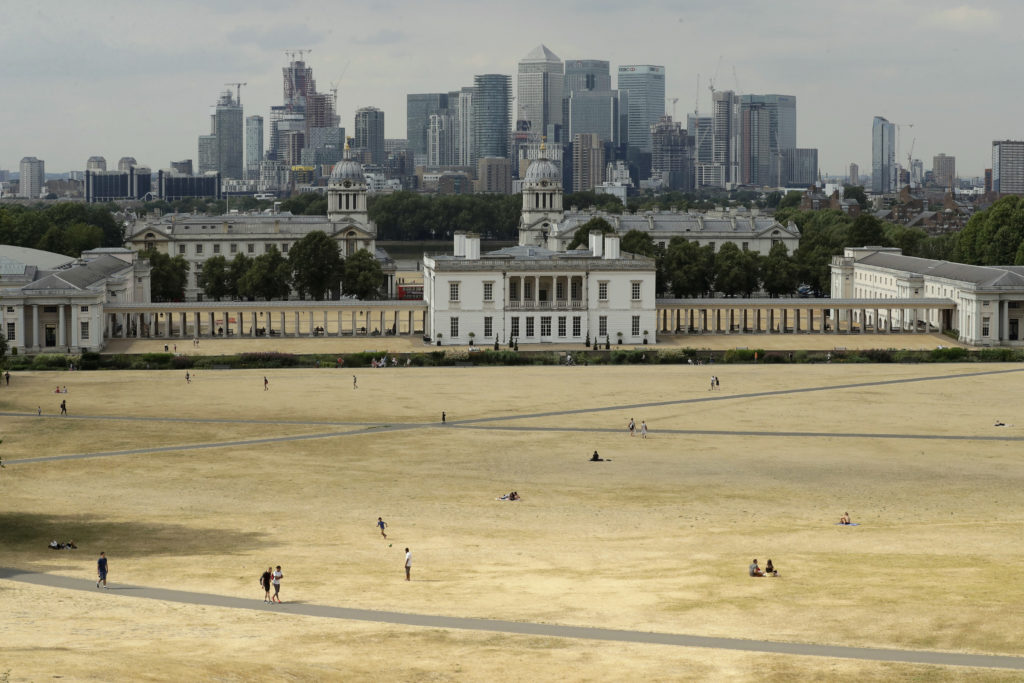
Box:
[1,361,1023,681]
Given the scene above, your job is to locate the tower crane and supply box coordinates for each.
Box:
[667,97,679,119]
[225,82,246,104]
[330,60,351,109]
[893,122,914,192]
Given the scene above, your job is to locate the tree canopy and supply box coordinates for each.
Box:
[198,255,230,301]
[142,249,189,302]
[342,248,385,300]
[0,203,123,255]
[238,246,291,301]
[288,231,344,300]
[566,217,615,250]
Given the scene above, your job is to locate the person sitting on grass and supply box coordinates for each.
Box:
[749,559,764,577]
[839,512,852,525]
[765,559,777,576]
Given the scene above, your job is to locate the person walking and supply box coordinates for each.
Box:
[4,371,10,385]
[271,566,283,603]
[441,411,446,423]
[640,420,648,439]
[353,375,358,390]
[96,552,109,589]
[260,566,273,603]
[264,376,269,391]
[628,418,636,437]
[60,399,67,416]
[377,517,388,539]
[185,371,191,384]
[404,548,412,581]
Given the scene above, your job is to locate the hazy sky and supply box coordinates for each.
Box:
[1,0,1018,177]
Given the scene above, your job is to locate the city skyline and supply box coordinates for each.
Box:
[0,0,1017,177]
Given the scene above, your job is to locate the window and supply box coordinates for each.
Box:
[572,316,581,337]
[708,242,715,251]
[247,244,255,253]
[772,239,782,247]
[213,244,221,254]
[43,306,57,313]
[558,316,566,337]
[178,244,186,255]
[511,317,520,338]
[6,306,13,312]
[282,243,289,253]
[742,242,749,251]
[524,280,533,299]
[483,282,493,302]
[449,282,460,302]
[230,243,238,254]
[484,316,493,337]
[556,281,565,299]
[509,280,519,300]
[599,316,608,337]
[983,317,990,336]
[6,322,14,341]
[526,317,535,337]
[450,317,459,338]
[598,281,608,301]
[571,280,581,299]
[80,321,89,340]
[264,244,272,253]
[632,315,640,336]
[195,244,204,255]
[540,316,551,336]
[631,281,641,301]
[80,306,88,312]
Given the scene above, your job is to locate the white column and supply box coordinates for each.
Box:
[57,305,66,347]
[70,304,80,348]
[16,305,25,350]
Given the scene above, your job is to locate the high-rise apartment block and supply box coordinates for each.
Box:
[427,112,457,167]
[617,65,665,162]
[246,115,264,181]
[740,94,796,185]
[457,87,475,167]
[572,133,605,192]
[932,153,956,189]
[198,134,217,174]
[354,107,386,165]
[214,90,244,180]
[477,156,512,194]
[651,116,690,190]
[871,116,896,193]
[712,90,741,186]
[992,141,1024,195]
[18,157,45,199]
[472,74,511,164]
[849,162,859,184]
[517,45,564,142]
[407,93,451,163]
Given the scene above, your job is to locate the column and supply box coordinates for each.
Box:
[70,304,79,349]
[1002,300,1009,342]
[56,304,66,347]
[309,311,314,335]
[294,312,300,336]
[16,305,25,350]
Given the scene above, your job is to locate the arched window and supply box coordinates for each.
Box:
[345,230,357,256]
[144,232,156,251]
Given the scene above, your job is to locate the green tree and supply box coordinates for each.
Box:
[884,223,928,256]
[143,249,190,302]
[714,242,759,296]
[777,190,803,210]
[342,248,385,300]
[846,214,889,248]
[566,217,615,249]
[198,255,231,301]
[226,253,253,299]
[238,247,291,300]
[289,231,343,300]
[760,242,798,297]
[842,185,869,209]
[663,238,715,297]
[953,195,1024,265]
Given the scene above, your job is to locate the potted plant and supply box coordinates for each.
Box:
[468,332,475,347]
[643,330,649,345]
[436,332,443,347]
[585,331,591,348]
[494,338,500,351]
[616,331,623,345]
[605,335,610,350]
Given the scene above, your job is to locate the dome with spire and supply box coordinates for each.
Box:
[523,156,561,184]
[329,157,365,185]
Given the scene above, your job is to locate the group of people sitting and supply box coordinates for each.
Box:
[53,386,68,394]
[370,356,409,368]
[749,558,777,577]
[498,491,521,501]
[48,540,77,550]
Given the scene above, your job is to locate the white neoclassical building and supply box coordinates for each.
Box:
[0,246,151,353]
[127,154,395,300]
[831,247,1024,345]
[424,153,658,346]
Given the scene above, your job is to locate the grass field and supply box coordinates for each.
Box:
[1,358,1023,681]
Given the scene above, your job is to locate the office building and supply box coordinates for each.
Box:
[992,141,1024,195]
[650,116,690,190]
[213,90,244,180]
[783,148,819,187]
[354,106,385,165]
[740,100,772,186]
[198,134,218,174]
[427,112,457,167]
[871,116,896,193]
[157,170,221,201]
[86,156,107,172]
[407,93,450,161]
[849,162,859,184]
[85,166,152,203]
[117,157,137,172]
[617,65,665,160]
[457,87,474,167]
[170,160,193,176]
[477,157,512,194]
[472,74,511,164]
[740,94,796,185]
[567,90,621,145]
[19,157,45,199]
[572,133,605,192]
[933,153,956,189]
[712,90,741,186]
[565,59,611,94]
[517,45,564,141]
[246,115,264,180]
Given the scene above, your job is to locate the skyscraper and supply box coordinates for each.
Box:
[198,134,217,174]
[565,59,611,94]
[457,87,474,167]
[740,100,771,186]
[849,162,860,184]
[740,94,796,185]
[517,45,564,141]
[407,93,450,162]
[18,157,45,199]
[712,90,741,186]
[616,65,665,161]
[427,112,456,167]
[651,116,690,190]
[933,153,956,189]
[214,90,244,180]
[871,116,896,193]
[992,141,1024,195]
[572,133,605,192]
[246,115,264,181]
[472,74,511,164]
[354,107,386,165]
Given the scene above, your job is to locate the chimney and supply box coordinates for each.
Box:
[465,232,480,260]
[588,230,604,257]
[454,231,466,257]
[603,234,620,260]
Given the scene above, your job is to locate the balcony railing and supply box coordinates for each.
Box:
[507,299,585,310]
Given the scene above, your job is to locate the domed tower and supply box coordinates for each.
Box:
[327,146,376,257]
[518,142,564,248]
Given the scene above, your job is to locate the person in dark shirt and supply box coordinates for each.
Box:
[96,552,109,588]
[260,567,273,603]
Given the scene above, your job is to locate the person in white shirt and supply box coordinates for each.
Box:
[404,548,412,581]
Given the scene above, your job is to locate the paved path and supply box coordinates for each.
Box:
[2,568,1020,671]
[7,367,1023,466]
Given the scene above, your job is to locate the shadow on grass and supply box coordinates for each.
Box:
[0,512,263,558]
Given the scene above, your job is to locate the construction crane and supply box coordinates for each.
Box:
[284,49,311,63]
[225,82,246,104]
[893,122,914,192]
[329,60,351,109]
[906,137,917,187]
[666,97,679,119]
[694,74,700,117]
